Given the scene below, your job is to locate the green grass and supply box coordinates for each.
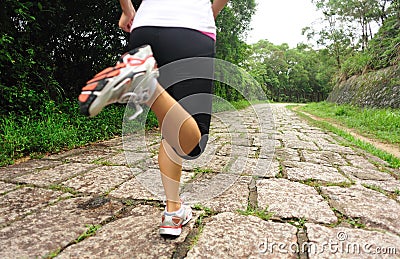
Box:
[75,224,101,243]
[291,105,400,168]
[237,206,274,221]
[212,99,252,112]
[299,102,400,145]
[0,100,139,166]
[0,98,259,167]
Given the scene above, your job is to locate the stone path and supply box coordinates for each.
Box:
[0,103,399,258]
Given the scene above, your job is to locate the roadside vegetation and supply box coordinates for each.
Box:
[0,99,253,167]
[292,103,400,168]
[299,102,400,145]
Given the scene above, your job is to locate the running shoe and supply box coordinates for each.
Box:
[78,45,159,119]
[159,202,193,236]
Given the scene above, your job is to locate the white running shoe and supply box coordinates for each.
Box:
[159,202,193,236]
[79,45,159,119]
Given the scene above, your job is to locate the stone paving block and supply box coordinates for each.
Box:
[108,169,161,201]
[0,187,66,226]
[133,168,201,200]
[296,133,317,143]
[187,155,231,173]
[284,161,350,183]
[364,153,391,167]
[258,138,281,152]
[230,157,279,177]
[0,182,18,194]
[302,133,337,144]
[97,136,123,148]
[0,159,63,180]
[321,185,400,235]
[302,150,348,166]
[62,166,133,195]
[97,152,128,166]
[345,155,378,170]
[2,103,398,258]
[183,139,224,171]
[186,212,298,259]
[62,148,117,164]
[109,151,149,167]
[57,205,197,258]
[45,148,88,160]
[249,159,280,177]
[257,179,337,224]
[122,134,149,152]
[278,133,301,143]
[215,143,233,157]
[276,148,301,162]
[181,173,241,205]
[14,163,97,187]
[200,176,251,213]
[305,223,400,259]
[340,166,395,181]
[0,197,122,258]
[316,143,354,154]
[285,140,320,151]
[134,168,166,200]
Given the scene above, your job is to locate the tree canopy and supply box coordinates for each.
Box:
[1,0,398,114]
[0,0,256,116]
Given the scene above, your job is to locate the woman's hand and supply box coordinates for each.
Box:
[118,0,135,32]
[119,11,134,32]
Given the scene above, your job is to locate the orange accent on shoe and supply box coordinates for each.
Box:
[78,94,90,103]
[127,55,153,66]
[82,83,98,91]
[94,67,114,78]
[172,217,182,225]
[87,76,104,84]
[160,225,182,229]
[86,68,119,84]
[115,63,127,69]
[107,69,121,78]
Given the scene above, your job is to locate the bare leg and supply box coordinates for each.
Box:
[146,83,201,212]
[159,139,182,212]
[146,83,201,156]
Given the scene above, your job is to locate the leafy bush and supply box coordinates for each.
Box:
[0,100,128,166]
[367,15,400,70]
[340,52,371,78]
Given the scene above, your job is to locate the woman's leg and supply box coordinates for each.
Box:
[158,139,182,212]
[146,84,201,212]
[146,84,202,158]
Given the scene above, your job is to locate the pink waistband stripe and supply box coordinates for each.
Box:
[200,31,216,41]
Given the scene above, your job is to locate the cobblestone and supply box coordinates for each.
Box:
[0,103,398,257]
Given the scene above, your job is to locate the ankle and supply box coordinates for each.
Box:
[166,200,181,212]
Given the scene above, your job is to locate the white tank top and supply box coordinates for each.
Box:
[131,0,216,35]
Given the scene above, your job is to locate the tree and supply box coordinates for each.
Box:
[0,0,258,114]
[245,40,335,102]
[213,0,256,101]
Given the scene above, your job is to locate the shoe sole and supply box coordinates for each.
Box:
[79,46,157,117]
[80,69,147,117]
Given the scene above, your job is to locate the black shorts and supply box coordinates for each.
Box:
[128,26,215,159]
